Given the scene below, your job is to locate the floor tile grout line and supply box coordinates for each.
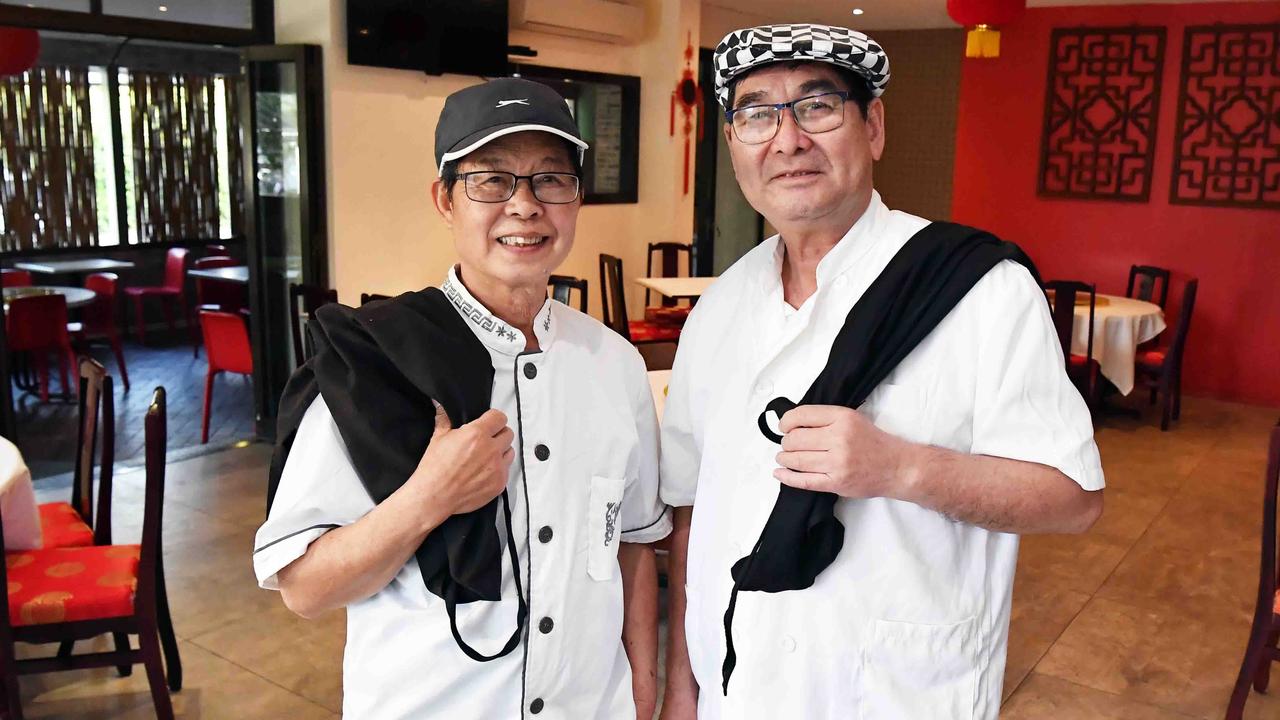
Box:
[184,634,341,714]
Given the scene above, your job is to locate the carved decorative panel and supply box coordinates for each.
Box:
[1038,27,1166,201]
[1170,24,1280,208]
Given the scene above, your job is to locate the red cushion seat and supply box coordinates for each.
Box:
[643,306,692,326]
[1137,348,1166,371]
[5,544,140,626]
[38,502,94,548]
[627,320,681,343]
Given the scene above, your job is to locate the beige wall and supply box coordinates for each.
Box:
[275,0,699,319]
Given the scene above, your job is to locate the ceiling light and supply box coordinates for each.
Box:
[158,5,168,11]
[852,8,865,15]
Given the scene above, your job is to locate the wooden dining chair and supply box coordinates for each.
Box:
[1044,280,1099,412]
[5,294,77,402]
[0,387,180,720]
[38,359,112,552]
[643,242,695,327]
[360,293,391,306]
[1227,420,1280,720]
[124,247,192,346]
[599,254,681,345]
[1135,279,1198,431]
[0,270,32,288]
[1126,264,1171,309]
[289,283,339,367]
[548,275,588,313]
[67,273,129,391]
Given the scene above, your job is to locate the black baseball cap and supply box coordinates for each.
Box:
[434,77,589,173]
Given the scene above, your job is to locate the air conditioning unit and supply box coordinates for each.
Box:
[511,0,644,45]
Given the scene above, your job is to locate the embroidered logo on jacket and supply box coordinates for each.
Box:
[604,501,622,546]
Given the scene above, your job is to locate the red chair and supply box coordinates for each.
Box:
[1044,280,1100,413]
[203,244,229,256]
[599,254,681,344]
[199,310,253,444]
[0,270,32,288]
[191,256,245,358]
[5,294,76,402]
[0,387,180,719]
[643,242,694,327]
[67,273,129,391]
[1227,421,1280,720]
[1136,279,1198,431]
[124,247,192,346]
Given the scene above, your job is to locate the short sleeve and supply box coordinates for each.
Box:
[658,309,705,508]
[253,396,375,590]
[969,262,1105,491]
[620,351,672,543]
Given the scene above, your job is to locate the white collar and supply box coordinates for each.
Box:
[441,265,555,356]
[758,190,888,300]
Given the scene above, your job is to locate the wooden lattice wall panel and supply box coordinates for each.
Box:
[1038,27,1166,202]
[1171,24,1280,208]
[129,72,220,242]
[0,66,98,252]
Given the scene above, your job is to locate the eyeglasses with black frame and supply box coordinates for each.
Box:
[725,91,851,145]
[458,171,582,204]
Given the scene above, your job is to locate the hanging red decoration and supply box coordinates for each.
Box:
[0,27,39,76]
[670,32,702,195]
[947,0,1025,58]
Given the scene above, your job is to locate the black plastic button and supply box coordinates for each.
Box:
[530,698,544,714]
[538,526,553,543]
[523,363,537,379]
[534,444,550,461]
[539,616,554,634]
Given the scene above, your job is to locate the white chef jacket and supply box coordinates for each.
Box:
[254,267,672,719]
[660,192,1104,720]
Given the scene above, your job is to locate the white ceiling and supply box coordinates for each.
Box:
[702,0,1276,34]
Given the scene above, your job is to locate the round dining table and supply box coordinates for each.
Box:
[2,285,97,312]
[1070,294,1165,395]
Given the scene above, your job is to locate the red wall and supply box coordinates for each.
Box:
[950,2,1280,406]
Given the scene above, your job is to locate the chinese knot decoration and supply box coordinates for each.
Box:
[946,0,1025,58]
[670,32,702,194]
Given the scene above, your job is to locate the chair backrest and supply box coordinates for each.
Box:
[192,255,243,310]
[645,242,693,307]
[1126,264,1171,309]
[73,358,114,545]
[81,272,120,336]
[204,244,229,256]
[1043,280,1095,370]
[137,386,168,607]
[200,310,254,375]
[548,274,588,313]
[1,269,32,288]
[1254,422,1280,642]
[598,254,631,340]
[360,292,390,306]
[162,247,190,291]
[1165,278,1198,370]
[6,293,70,352]
[289,282,338,366]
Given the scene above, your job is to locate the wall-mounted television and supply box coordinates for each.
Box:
[347,0,509,77]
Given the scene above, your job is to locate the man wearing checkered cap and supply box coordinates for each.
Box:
[657,24,1103,719]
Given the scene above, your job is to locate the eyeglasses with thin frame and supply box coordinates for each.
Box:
[458,171,581,204]
[725,91,851,145]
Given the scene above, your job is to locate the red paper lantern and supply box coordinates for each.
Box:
[0,27,40,76]
[947,0,1026,58]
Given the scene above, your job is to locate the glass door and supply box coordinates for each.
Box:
[238,44,327,439]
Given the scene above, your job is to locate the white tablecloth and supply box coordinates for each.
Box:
[648,370,671,421]
[0,437,42,550]
[1071,294,1165,395]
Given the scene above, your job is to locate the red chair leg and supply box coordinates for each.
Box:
[131,295,147,344]
[34,353,49,403]
[202,370,216,444]
[110,333,130,391]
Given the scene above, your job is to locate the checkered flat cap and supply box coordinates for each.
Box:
[713,24,890,109]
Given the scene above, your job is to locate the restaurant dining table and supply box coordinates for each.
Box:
[0,437,43,550]
[2,285,97,312]
[633,276,716,301]
[13,258,135,284]
[1063,293,1166,395]
[188,265,249,284]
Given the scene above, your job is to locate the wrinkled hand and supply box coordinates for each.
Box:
[410,403,514,516]
[772,404,915,500]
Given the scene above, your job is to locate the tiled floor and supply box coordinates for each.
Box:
[11,337,257,480]
[10,394,1280,718]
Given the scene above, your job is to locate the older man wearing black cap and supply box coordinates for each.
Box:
[254,77,670,719]
[658,24,1104,719]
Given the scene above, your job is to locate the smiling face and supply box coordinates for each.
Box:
[432,131,581,296]
[724,62,885,233]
